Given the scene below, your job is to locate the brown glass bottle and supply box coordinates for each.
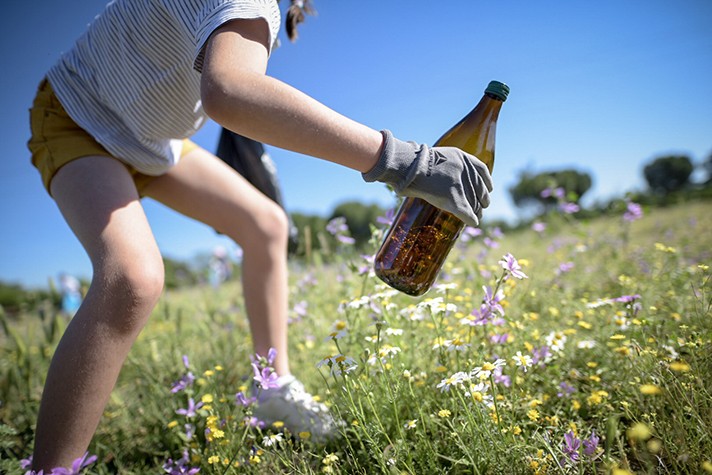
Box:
[374,80,510,296]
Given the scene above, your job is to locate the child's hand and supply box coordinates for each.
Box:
[362,130,493,228]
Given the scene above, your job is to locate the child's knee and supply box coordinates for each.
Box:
[249,200,290,249]
[94,254,164,333]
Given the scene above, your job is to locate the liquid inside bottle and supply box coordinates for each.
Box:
[374,80,510,296]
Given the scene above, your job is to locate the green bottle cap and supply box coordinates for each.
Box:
[485,80,510,101]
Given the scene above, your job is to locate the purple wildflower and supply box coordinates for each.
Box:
[532,345,551,366]
[252,363,280,390]
[460,226,483,243]
[21,457,33,469]
[483,285,505,315]
[175,398,203,418]
[336,234,355,245]
[490,332,509,344]
[171,372,195,393]
[483,237,500,249]
[493,367,511,387]
[244,416,265,428]
[464,304,493,326]
[236,391,257,407]
[532,221,547,233]
[498,253,529,279]
[251,349,278,367]
[558,262,574,273]
[182,355,190,369]
[559,202,580,214]
[557,381,576,397]
[326,217,348,235]
[582,430,600,456]
[359,254,375,275]
[561,431,581,465]
[623,202,643,222]
[613,294,641,303]
[185,423,195,440]
[491,227,505,239]
[163,450,200,474]
[377,208,395,226]
[46,452,98,475]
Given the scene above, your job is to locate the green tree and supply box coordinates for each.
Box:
[643,155,693,194]
[509,169,592,210]
[703,151,712,186]
[289,213,329,257]
[163,257,198,289]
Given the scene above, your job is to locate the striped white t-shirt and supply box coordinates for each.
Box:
[46,0,281,176]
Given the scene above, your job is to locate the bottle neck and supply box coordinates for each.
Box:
[477,94,504,121]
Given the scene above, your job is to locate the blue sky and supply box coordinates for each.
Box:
[2,0,711,288]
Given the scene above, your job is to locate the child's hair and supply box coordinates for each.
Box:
[282,0,316,42]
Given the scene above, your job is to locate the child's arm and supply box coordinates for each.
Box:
[200,18,492,227]
[201,18,383,174]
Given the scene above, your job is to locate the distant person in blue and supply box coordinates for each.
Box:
[58,273,82,315]
[27,0,494,469]
[208,245,233,288]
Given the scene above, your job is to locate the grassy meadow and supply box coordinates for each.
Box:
[1,200,711,474]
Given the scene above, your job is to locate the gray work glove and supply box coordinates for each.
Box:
[362,130,493,228]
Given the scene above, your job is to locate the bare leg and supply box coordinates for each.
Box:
[142,145,291,375]
[32,156,165,470]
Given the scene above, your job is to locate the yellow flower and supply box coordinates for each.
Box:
[610,334,626,340]
[438,409,452,418]
[201,394,214,404]
[587,390,609,406]
[167,421,178,428]
[299,431,311,439]
[208,455,220,464]
[527,410,540,421]
[215,365,223,371]
[578,321,592,329]
[627,422,652,441]
[512,426,522,435]
[587,362,598,368]
[572,400,581,410]
[702,461,712,473]
[669,362,691,372]
[613,470,634,475]
[640,384,661,395]
[323,453,339,465]
[589,375,601,382]
[204,370,215,377]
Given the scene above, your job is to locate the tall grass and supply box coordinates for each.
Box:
[1,200,711,474]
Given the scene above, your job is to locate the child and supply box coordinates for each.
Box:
[27,0,493,470]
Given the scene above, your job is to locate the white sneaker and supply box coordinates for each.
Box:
[253,376,342,441]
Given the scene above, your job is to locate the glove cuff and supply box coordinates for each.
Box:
[362,130,406,185]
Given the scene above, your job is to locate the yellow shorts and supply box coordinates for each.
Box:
[28,78,199,196]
